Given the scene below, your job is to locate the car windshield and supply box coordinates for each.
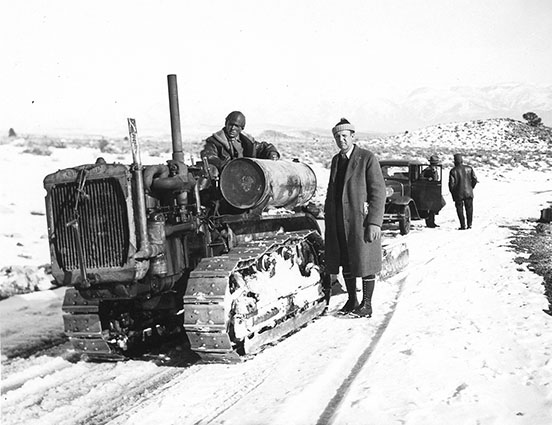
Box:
[381,165,409,180]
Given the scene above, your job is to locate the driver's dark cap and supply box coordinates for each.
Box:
[225,111,246,129]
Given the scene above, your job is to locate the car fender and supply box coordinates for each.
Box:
[388,197,421,219]
[390,195,412,206]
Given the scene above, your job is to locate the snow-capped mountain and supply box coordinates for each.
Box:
[383,83,552,132]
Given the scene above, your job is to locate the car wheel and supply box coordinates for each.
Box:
[399,205,411,235]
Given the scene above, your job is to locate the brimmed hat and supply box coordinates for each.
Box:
[429,155,440,165]
[332,118,355,136]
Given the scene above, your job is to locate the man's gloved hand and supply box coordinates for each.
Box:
[364,224,381,243]
[268,152,279,160]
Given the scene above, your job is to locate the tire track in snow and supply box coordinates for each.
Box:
[79,365,197,425]
[102,352,280,425]
[195,371,271,425]
[316,274,408,425]
[315,219,495,424]
[315,229,455,425]
[1,346,198,425]
[1,350,74,393]
[60,349,200,425]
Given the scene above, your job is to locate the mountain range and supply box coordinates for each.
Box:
[370,83,552,133]
[254,83,552,139]
[8,83,551,140]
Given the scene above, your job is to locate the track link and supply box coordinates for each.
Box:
[61,229,327,362]
[183,229,327,361]
[61,289,126,361]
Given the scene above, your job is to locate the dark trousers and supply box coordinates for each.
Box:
[425,211,436,227]
[455,198,473,229]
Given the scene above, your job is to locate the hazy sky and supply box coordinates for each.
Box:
[1,0,551,136]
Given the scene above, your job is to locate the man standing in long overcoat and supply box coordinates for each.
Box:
[324,118,386,317]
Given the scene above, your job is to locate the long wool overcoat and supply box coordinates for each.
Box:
[324,145,386,276]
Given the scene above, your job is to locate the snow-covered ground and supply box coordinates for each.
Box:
[332,168,552,425]
[1,135,552,424]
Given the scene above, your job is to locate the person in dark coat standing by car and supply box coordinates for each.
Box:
[421,154,446,228]
[449,153,478,230]
[324,118,386,317]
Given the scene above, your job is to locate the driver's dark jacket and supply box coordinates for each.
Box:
[200,129,280,170]
[421,165,446,212]
[422,166,439,181]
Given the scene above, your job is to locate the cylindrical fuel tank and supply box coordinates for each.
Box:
[220,158,317,210]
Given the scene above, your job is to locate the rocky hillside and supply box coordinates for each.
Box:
[258,118,552,174]
[362,118,552,171]
[373,118,551,150]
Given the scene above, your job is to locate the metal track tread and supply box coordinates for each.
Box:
[184,230,326,361]
[61,288,116,359]
[60,230,326,362]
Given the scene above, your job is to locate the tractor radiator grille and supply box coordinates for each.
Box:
[50,178,130,270]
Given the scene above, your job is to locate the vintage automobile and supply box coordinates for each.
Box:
[380,159,444,235]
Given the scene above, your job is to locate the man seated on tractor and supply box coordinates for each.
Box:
[201,111,280,171]
[200,111,280,215]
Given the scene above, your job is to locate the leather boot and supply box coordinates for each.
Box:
[339,276,359,313]
[425,212,438,228]
[352,277,375,317]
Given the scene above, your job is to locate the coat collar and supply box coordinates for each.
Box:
[212,129,232,154]
[343,144,360,183]
[341,144,355,159]
[331,144,359,182]
[212,129,255,154]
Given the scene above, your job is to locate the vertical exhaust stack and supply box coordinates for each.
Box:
[167,74,185,163]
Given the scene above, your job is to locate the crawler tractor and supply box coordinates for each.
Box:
[44,75,330,361]
[44,75,408,362]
